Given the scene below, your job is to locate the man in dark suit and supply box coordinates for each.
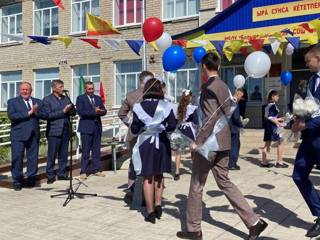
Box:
[43,80,74,184]
[292,44,320,238]
[177,53,267,240]
[7,82,46,190]
[76,81,107,179]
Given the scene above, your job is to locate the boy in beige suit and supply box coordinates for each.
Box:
[177,53,267,240]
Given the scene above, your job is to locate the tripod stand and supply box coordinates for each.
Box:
[50,91,97,207]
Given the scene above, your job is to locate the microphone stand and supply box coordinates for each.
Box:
[50,90,97,207]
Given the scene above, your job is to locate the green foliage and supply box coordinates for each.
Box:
[0,146,10,165]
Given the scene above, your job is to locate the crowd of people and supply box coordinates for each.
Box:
[7,44,320,239]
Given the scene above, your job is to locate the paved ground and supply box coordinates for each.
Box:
[0,150,319,240]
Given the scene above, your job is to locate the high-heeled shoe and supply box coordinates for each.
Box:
[155,205,162,219]
[144,212,156,224]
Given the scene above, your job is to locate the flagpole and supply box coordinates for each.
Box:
[142,0,147,70]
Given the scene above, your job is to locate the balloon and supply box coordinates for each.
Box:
[192,47,207,63]
[156,32,172,52]
[143,17,163,42]
[162,46,186,72]
[244,51,271,78]
[233,74,246,88]
[280,71,293,86]
[167,72,176,81]
[286,43,294,56]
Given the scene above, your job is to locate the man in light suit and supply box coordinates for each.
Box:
[76,81,107,179]
[43,80,75,184]
[7,82,46,190]
[118,70,154,201]
[177,53,267,240]
[292,44,320,238]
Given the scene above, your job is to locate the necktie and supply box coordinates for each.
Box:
[90,96,95,108]
[26,99,32,110]
[315,74,320,93]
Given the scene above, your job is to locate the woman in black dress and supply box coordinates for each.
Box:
[131,78,177,223]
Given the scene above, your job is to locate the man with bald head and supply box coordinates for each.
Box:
[7,82,46,190]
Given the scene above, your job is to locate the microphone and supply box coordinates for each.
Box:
[63,90,69,93]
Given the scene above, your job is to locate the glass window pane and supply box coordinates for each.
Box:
[35,0,55,9]
[44,80,52,97]
[1,83,8,108]
[221,67,235,92]
[43,9,50,36]
[9,83,15,99]
[188,0,199,15]
[2,71,22,81]
[116,75,125,105]
[89,63,100,76]
[136,0,142,23]
[2,17,9,42]
[16,14,22,33]
[2,3,22,15]
[34,11,42,35]
[115,0,124,25]
[72,3,81,32]
[248,78,263,101]
[35,68,59,80]
[127,74,136,93]
[52,8,59,35]
[92,0,99,16]
[164,0,174,19]
[73,65,87,77]
[82,2,90,31]
[116,61,142,73]
[127,0,134,24]
[189,70,200,99]
[176,71,188,101]
[9,16,15,34]
[35,81,42,99]
[176,0,187,17]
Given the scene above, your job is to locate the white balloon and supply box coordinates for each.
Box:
[156,32,172,52]
[168,72,176,81]
[244,51,271,78]
[233,74,246,88]
[286,43,294,56]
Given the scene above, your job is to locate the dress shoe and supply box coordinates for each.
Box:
[174,173,180,181]
[123,192,133,205]
[93,172,106,177]
[248,219,268,240]
[275,163,289,168]
[155,205,162,219]
[47,178,56,184]
[229,165,241,170]
[260,163,273,168]
[13,184,22,191]
[57,175,70,180]
[176,231,202,240]
[306,217,320,238]
[80,174,87,180]
[144,212,156,224]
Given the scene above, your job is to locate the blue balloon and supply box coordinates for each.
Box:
[162,46,186,72]
[193,47,207,63]
[280,71,293,86]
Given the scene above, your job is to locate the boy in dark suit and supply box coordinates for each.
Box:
[76,81,107,179]
[7,82,46,190]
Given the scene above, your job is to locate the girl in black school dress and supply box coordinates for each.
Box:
[262,90,288,168]
[131,78,177,224]
[171,90,198,181]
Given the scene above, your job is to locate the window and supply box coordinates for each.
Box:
[221,66,264,102]
[0,71,22,109]
[34,0,58,36]
[0,3,22,43]
[72,0,99,33]
[216,0,237,12]
[115,60,142,106]
[114,0,142,26]
[163,0,199,20]
[35,68,59,99]
[72,63,100,102]
[164,59,200,103]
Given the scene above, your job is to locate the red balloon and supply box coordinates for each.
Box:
[143,17,163,42]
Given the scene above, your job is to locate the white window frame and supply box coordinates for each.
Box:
[113,61,141,107]
[162,0,199,22]
[113,0,142,27]
[216,0,237,13]
[0,71,22,110]
[33,0,59,36]
[72,63,100,101]
[0,3,22,44]
[71,0,98,34]
[34,69,59,99]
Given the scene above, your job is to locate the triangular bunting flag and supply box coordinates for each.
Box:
[56,36,72,48]
[269,37,281,55]
[51,0,65,10]
[271,32,282,40]
[286,37,300,49]
[306,35,319,45]
[239,47,248,56]
[126,40,144,56]
[172,40,187,47]
[28,35,51,45]
[310,19,320,38]
[86,13,120,36]
[80,38,101,49]
[223,48,233,62]
[299,23,315,33]
[249,39,264,51]
[102,39,121,50]
[210,40,225,57]
[149,41,160,51]
[278,42,286,56]
[191,40,208,46]
[281,28,294,36]
[228,40,243,53]
[99,81,106,104]
[262,45,272,54]
[2,33,25,42]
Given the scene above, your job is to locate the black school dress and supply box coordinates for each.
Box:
[263,102,281,142]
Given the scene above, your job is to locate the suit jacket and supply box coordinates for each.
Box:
[196,76,231,151]
[230,105,242,134]
[7,96,45,141]
[76,94,107,134]
[43,94,73,137]
[307,73,320,101]
[118,88,143,142]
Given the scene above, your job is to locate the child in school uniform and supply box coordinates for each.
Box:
[131,78,177,224]
[262,90,288,168]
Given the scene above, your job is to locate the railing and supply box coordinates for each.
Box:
[0,109,127,147]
